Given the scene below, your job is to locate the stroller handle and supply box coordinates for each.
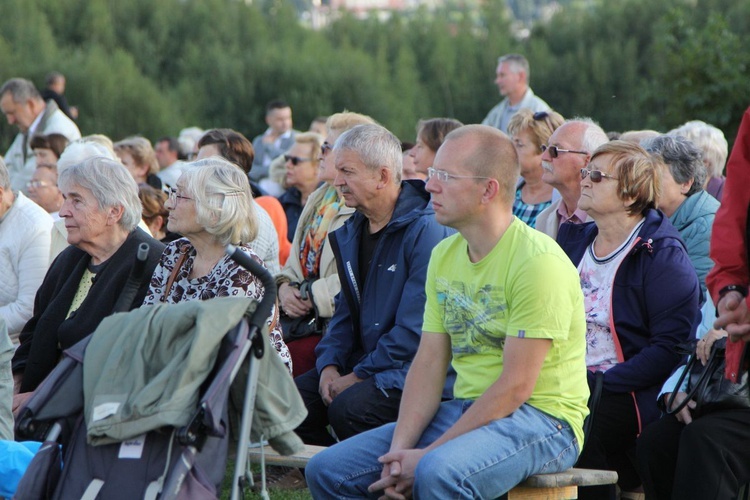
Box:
[225,244,277,333]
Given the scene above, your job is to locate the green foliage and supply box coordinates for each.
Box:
[0,0,747,152]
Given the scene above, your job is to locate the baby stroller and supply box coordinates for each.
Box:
[14,245,300,499]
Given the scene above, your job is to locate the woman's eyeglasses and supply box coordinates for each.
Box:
[168,188,193,203]
[285,155,315,166]
[320,142,334,156]
[541,144,589,159]
[580,168,618,183]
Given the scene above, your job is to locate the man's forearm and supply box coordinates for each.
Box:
[389,333,450,451]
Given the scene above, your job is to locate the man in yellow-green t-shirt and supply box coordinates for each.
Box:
[306,125,589,499]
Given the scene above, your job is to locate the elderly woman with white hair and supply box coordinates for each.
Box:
[142,157,291,371]
[670,120,728,201]
[11,156,165,407]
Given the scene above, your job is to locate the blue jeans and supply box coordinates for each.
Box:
[306,400,580,499]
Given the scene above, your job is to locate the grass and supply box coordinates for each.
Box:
[220,458,313,500]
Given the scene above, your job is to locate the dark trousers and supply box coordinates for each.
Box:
[637,409,750,499]
[294,368,402,446]
[575,392,640,500]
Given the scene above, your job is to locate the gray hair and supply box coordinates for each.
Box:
[0,157,9,190]
[498,54,530,80]
[642,134,706,197]
[670,120,728,178]
[0,78,42,102]
[179,156,257,246]
[58,156,142,232]
[568,117,609,153]
[334,124,403,183]
[58,140,118,173]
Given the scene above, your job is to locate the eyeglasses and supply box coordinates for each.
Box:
[533,111,550,121]
[285,155,315,166]
[321,142,334,156]
[580,168,619,183]
[541,144,589,159]
[26,180,52,189]
[427,167,491,183]
[168,187,193,203]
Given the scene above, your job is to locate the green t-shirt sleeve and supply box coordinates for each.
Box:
[422,242,448,334]
[506,252,579,341]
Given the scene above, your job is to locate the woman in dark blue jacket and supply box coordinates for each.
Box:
[557,141,700,500]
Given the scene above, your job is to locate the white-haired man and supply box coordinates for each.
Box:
[535,118,609,239]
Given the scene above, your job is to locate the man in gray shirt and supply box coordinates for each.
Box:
[482,54,550,134]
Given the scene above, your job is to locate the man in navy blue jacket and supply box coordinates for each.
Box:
[294,124,454,446]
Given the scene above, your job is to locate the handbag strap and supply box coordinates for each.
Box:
[161,246,189,303]
[665,342,721,415]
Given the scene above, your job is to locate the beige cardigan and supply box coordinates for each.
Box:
[276,184,354,318]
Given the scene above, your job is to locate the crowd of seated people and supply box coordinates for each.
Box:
[2,71,750,500]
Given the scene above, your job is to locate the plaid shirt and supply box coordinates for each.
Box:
[512,187,551,229]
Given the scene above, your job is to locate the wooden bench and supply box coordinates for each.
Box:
[247,445,618,499]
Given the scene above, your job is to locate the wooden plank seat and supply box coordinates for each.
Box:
[247,444,618,499]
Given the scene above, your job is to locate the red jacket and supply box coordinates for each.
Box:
[706,106,750,382]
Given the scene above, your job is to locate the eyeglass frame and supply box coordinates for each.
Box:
[580,168,619,183]
[541,144,589,159]
[284,155,316,166]
[167,187,193,204]
[320,142,334,156]
[427,167,492,183]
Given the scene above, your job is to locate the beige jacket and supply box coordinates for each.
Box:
[276,184,354,318]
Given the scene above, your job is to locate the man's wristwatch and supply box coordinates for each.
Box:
[719,284,748,299]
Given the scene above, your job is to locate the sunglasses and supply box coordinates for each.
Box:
[533,111,550,121]
[541,144,589,159]
[580,168,619,182]
[321,142,334,156]
[284,155,315,166]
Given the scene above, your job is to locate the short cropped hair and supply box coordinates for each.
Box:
[0,78,42,102]
[443,124,519,205]
[567,117,610,153]
[334,124,403,183]
[417,118,464,153]
[114,137,160,175]
[591,140,661,217]
[29,133,70,159]
[498,54,530,79]
[58,156,142,232]
[266,100,290,114]
[326,111,377,136]
[642,134,706,197]
[670,120,728,178]
[180,157,257,246]
[157,136,180,153]
[45,72,65,87]
[0,157,10,190]
[197,128,255,175]
[507,109,565,150]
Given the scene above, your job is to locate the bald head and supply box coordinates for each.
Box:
[441,125,519,204]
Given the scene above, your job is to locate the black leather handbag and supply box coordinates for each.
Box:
[279,280,328,342]
[666,338,750,418]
